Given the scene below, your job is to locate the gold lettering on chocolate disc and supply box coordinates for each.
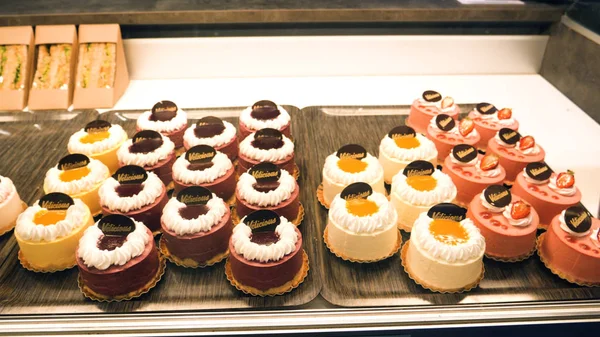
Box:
[431,212,464,221]
[134,137,149,143]
[247,218,277,229]
[424,93,441,101]
[456,147,475,159]
[488,190,509,203]
[391,133,414,139]
[188,152,214,161]
[60,160,88,170]
[338,152,364,159]
[117,173,145,182]
[251,170,278,179]
[87,126,110,133]
[342,190,371,201]
[503,131,518,140]
[480,104,493,113]
[179,195,210,204]
[154,106,177,113]
[530,166,548,177]
[439,117,453,128]
[406,168,433,177]
[569,212,588,228]
[40,201,71,210]
[101,223,133,233]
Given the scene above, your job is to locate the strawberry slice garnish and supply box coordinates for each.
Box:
[556,170,575,189]
[441,96,454,109]
[519,135,535,151]
[497,108,512,120]
[510,200,531,220]
[459,118,474,137]
[479,153,499,171]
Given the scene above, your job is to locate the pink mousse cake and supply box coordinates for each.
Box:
[426,114,480,162]
[467,104,519,150]
[407,90,459,134]
[486,130,545,184]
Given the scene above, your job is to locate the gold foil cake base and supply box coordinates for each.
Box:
[316,183,330,209]
[324,226,402,263]
[18,250,76,273]
[485,245,536,263]
[0,201,27,237]
[159,236,228,268]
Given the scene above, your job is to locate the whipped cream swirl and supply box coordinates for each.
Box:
[16,199,89,242]
[231,216,298,263]
[502,202,533,227]
[479,193,504,213]
[117,134,175,167]
[78,219,150,270]
[559,210,588,237]
[329,192,397,234]
[173,152,232,184]
[379,133,437,162]
[68,124,128,155]
[516,139,541,155]
[0,176,16,204]
[137,109,188,133]
[391,170,456,206]
[239,105,291,131]
[44,159,109,195]
[183,121,237,148]
[548,174,577,196]
[475,158,502,178]
[323,153,383,186]
[591,228,600,248]
[99,171,164,213]
[237,169,296,207]
[239,132,294,162]
[429,117,479,139]
[161,194,227,236]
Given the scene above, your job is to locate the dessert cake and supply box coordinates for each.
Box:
[172,145,236,203]
[117,130,176,186]
[486,129,545,184]
[43,153,110,216]
[238,100,292,140]
[160,186,233,267]
[443,144,506,206]
[320,144,385,208]
[237,128,296,177]
[390,160,457,232]
[77,214,164,301]
[407,90,459,134]
[99,165,168,235]
[137,100,188,148]
[226,210,308,296]
[511,162,581,229]
[68,120,128,174]
[402,203,485,292]
[15,193,93,272]
[538,205,600,285]
[467,104,519,149]
[426,114,480,162]
[235,162,302,225]
[0,175,26,235]
[378,125,437,184]
[183,116,238,161]
[467,185,539,261]
[324,182,400,262]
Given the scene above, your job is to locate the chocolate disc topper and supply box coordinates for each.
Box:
[388,125,416,139]
[151,100,178,121]
[336,144,367,160]
[39,192,74,211]
[131,130,164,154]
[195,116,226,138]
[427,203,467,222]
[340,182,373,201]
[113,165,148,185]
[253,128,284,149]
[452,144,477,164]
[498,128,521,145]
[435,114,456,132]
[249,162,281,183]
[186,145,217,164]
[244,209,281,233]
[251,100,280,120]
[84,119,111,133]
[99,214,136,237]
[133,130,162,143]
[58,153,90,171]
[483,185,512,208]
[403,160,435,177]
[525,162,553,181]
[476,102,498,115]
[176,185,213,206]
[564,204,593,234]
[422,90,442,103]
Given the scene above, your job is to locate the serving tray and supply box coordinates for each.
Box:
[303,105,600,307]
[0,106,321,314]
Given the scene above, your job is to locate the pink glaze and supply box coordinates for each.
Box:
[467,111,519,150]
[406,99,460,134]
[426,125,480,162]
[238,120,291,141]
[443,154,506,206]
[511,173,581,229]
[467,193,538,259]
[487,138,545,183]
[540,215,600,284]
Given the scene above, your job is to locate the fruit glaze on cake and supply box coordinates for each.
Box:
[236,162,301,225]
[378,125,438,184]
[15,193,93,271]
[238,128,295,176]
[511,162,581,229]
[43,153,109,216]
[390,160,457,232]
[183,116,238,161]
[0,175,25,234]
[68,120,128,174]
[444,144,506,206]
[403,203,485,292]
[136,100,188,148]
[486,128,545,184]
[77,214,161,299]
[321,144,385,208]
[325,182,399,262]
[426,114,480,162]
[172,145,235,202]
[228,210,307,295]
[99,165,168,234]
[407,90,459,134]
[467,185,538,261]
[467,104,519,149]
[161,186,233,267]
[117,130,176,186]
[539,205,600,285]
[238,100,291,140]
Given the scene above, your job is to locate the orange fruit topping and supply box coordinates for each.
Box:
[406,175,437,191]
[59,166,91,182]
[337,158,368,173]
[80,131,110,144]
[429,219,469,245]
[33,209,67,226]
[346,198,379,217]
[394,137,420,149]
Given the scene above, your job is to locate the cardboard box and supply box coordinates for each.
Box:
[73,24,129,109]
[28,25,78,111]
[0,26,35,111]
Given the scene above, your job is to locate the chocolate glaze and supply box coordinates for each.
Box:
[120,151,176,187]
[130,138,163,154]
[150,110,176,122]
[235,180,300,221]
[253,181,280,193]
[228,226,303,291]
[188,162,214,171]
[115,184,144,197]
[238,152,295,178]
[98,235,127,251]
[251,232,280,245]
[102,184,168,233]
[195,123,226,138]
[251,137,284,150]
[239,120,291,142]
[136,125,187,150]
[185,132,239,162]
[77,227,160,297]
[179,204,209,220]
[173,165,236,202]
[251,100,280,120]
